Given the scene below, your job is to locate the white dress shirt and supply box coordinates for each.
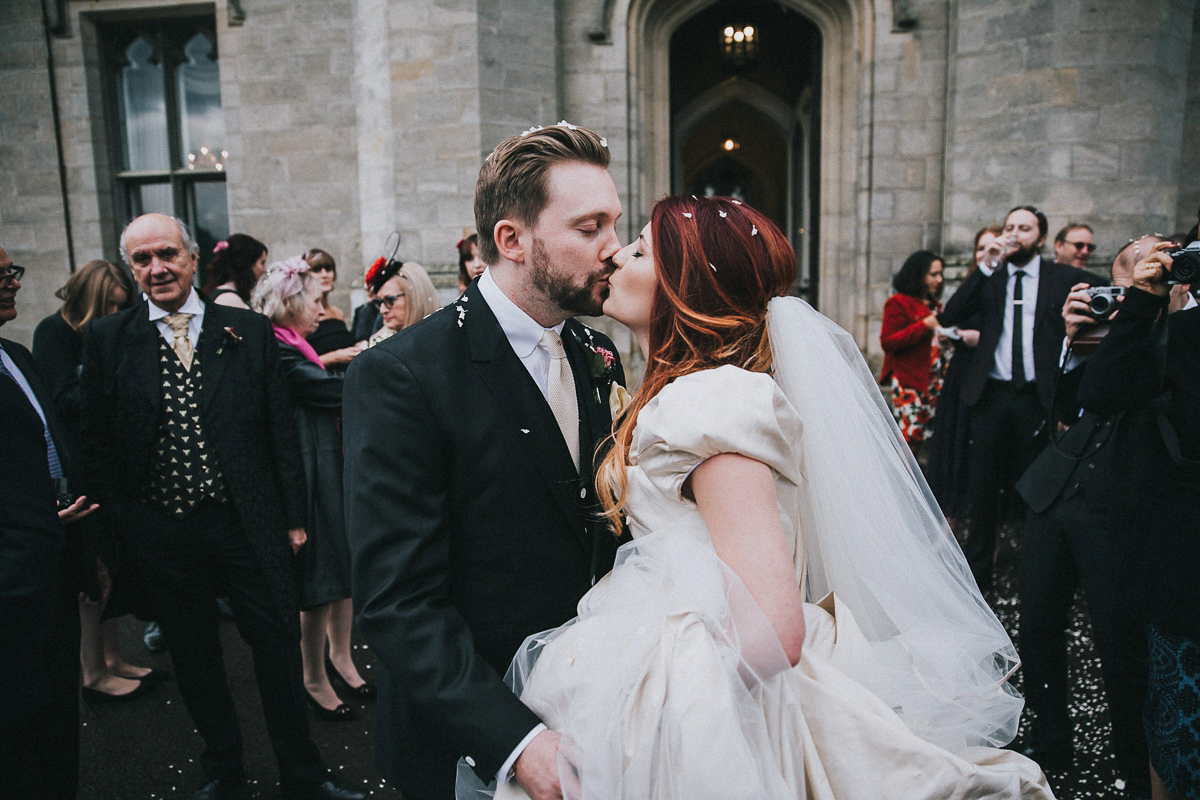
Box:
[989,255,1040,383]
[475,267,557,781]
[476,268,565,401]
[147,288,206,350]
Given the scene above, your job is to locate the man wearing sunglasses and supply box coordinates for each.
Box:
[1053,223,1096,269]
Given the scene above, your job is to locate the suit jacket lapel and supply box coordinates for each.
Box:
[197,300,230,413]
[125,303,163,424]
[461,286,584,529]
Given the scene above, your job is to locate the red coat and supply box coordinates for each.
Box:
[880,292,937,390]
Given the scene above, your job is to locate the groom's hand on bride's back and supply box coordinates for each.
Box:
[515,729,563,800]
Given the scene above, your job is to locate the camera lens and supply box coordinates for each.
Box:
[1171,250,1200,284]
[1089,294,1115,315]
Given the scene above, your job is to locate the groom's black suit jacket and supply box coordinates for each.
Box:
[343,282,624,796]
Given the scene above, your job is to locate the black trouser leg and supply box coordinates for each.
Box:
[1069,508,1150,788]
[156,577,245,780]
[1020,506,1076,752]
[964,381,1043,593]
[210,523,323,785]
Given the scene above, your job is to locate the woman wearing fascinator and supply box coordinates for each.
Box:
[252,257,375,720]
[461,196,1054,800]
[363,259,440,348]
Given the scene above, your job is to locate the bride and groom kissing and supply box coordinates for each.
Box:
[343,124,1055,800]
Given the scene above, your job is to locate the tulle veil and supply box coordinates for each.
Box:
[767,295,1021,751]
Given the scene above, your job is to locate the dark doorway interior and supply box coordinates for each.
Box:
[670,0,822,303]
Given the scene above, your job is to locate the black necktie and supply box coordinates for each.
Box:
[1011,270,1027,387]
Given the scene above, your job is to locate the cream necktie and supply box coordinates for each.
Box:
[164,312,194,371]
[539,329,580,470]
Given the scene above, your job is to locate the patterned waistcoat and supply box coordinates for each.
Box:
[147,337,226,516]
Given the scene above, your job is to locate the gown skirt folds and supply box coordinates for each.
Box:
[463,364,1052,800]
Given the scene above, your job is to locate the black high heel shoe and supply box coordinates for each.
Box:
[326,656,376,700]
[304,689,358,721]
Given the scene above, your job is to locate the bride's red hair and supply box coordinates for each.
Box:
[597,195,797,527]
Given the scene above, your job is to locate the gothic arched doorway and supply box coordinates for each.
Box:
[669,1,822,304]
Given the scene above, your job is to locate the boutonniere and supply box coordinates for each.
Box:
[572,328,621,406]
[217,326,242,355]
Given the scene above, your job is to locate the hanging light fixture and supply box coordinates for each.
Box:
[721,24,758,67]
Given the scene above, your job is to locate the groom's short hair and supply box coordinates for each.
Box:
[474,124,611,266]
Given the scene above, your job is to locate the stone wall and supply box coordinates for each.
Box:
[944,0,1197,271]
[2,0,1197,357]
[0,0,74,345]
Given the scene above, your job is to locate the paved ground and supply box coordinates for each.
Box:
[78,522,1133,799]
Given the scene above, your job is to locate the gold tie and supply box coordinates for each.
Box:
[164,313,194,371]
[539,329,580,470]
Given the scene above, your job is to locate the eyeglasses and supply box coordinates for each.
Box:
[371,292,405,309]
[0,265,25,287]
[309,264,335,273]
[1065,241,1096,252]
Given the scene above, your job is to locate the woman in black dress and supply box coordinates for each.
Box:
[252,257,373,721]
[301,248,362,371]
[201,233,267,309]
[32,259,160,702]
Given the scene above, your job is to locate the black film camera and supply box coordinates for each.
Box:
[1166,240,1200,285]
[1084,286,1124,319]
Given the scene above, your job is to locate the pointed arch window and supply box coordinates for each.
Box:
[101,17,228,269]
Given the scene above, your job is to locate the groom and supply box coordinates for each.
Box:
[343,124,626,800]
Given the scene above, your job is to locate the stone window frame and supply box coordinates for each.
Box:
[95,12,228,272]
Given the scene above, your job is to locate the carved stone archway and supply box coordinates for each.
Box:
[623,0,874,338]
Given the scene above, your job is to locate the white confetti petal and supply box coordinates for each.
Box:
[751,225,758,236]
[683,212,692,219]
[718,210,727,218]
[599,137,608,147]
[709,262,717,272]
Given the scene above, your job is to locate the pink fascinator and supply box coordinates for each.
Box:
[271,255,311,299]
[213,240,229,253]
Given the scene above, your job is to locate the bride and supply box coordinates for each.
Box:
[461,195,1053,800]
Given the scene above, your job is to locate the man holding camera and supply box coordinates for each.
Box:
[1076,234,1200,800]
[939,205,1102,594]
[1013,236,1166,795]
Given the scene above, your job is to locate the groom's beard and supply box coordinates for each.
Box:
[530,236,612,318]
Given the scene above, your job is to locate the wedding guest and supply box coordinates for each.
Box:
[879,250,948,454]
[1,246,99,798]
[927,225,997,525]
[252,258,372,723]
[364,260,439,348]
[1014,237,1161,791]
[32,260,162,702]
[301,248,363,370]
[1078,237,1200,800]
[349,259,385,343]
[201,233,268,309]
[457,232,485,292]
[81,213,366,800]
[937,205,1101,594]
